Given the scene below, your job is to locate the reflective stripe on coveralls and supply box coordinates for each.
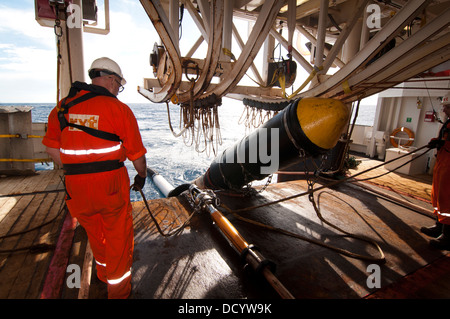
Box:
[95,260,131,285]
[60,143,121,155]
[107,270,131,285]
[434,207,450,217]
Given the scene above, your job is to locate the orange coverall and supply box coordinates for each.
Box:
[431,120,450,225]
[43,88,146,298]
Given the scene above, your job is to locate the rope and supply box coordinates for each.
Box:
[352,148,431,182]
[0,204,66,241]
[127,145,431,261]
[228,144,431,213]
[166,72,223,157]
[220,184,385,262]
[165,78,195,138]
[222,200,385,262]
[310,191,385,262]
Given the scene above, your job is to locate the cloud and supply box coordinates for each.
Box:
[0,5,55,48]
[82,9,159,102]
[0,4,57,102]
[0,45,55,78]
[0,5,55,76]
[0,2,159,103]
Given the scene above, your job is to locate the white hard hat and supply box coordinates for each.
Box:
[88,57,126,86]
[441,93,450,106]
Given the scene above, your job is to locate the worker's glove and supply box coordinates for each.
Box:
[428,138,444,150]
[132,174,146,191]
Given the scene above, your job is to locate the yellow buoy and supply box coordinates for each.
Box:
[296,97,350,150]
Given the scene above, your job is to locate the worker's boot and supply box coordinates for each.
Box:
[429,225,450,250]
[420,218,443,238]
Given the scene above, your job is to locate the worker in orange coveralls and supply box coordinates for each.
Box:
[421,93,450,250]
[43,57,147,298]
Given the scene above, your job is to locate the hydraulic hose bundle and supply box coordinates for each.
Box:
[188,184,294,299]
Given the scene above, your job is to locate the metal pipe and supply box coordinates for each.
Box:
[322,0,369,73]
[314,0,328,69]
[222,0,233,62]
[169,0,179,50]
[302,0,432,99]
[287,0,296,50]
[147,167,175,198]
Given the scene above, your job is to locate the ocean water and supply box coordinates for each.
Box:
[3,100,375,201]
[22,100,248,201]
[124,101,248,200]
[351,103,377,126]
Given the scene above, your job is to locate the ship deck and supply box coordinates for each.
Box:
[1,157,449,299]
[0,169,66,298]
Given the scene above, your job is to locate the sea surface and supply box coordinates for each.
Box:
[1,100,375,201]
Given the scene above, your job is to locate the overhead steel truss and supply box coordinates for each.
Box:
[138,0,450,104]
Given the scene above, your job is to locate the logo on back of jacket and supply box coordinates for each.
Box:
[68,114,99,131]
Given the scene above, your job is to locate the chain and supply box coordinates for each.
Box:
[54,18,63,38]
[52,2,64,104]
[259,174,273,192]
[303,156,315,202]
[243,174,273,197]
[303,152,327,202]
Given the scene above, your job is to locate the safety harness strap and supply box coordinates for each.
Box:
[64,121,122,142]
[57,83,122,142]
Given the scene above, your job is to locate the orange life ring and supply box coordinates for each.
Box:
[389,127,415,148]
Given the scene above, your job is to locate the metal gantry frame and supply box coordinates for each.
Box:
[138,0,450,105]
